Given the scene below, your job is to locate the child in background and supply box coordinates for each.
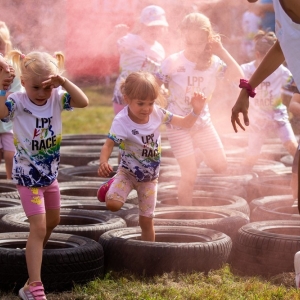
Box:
[241,30,298,170]
[0,50,89,299]
[158,12,244,206]
[0,21,22,179]
[102,5,168,115]
[97,71,206,242]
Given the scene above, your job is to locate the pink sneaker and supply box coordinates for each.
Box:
[19,281,47,300]
[97,176,116,202]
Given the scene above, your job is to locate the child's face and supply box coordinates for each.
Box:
[125,96,155,124]
[143,25,167,42]
[21,73,54,106]
[183,30,209,58]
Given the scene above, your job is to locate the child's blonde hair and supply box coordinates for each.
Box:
[180,13,218,70]
[254,30,277,55]
[0,21,12,55]
[121,71,166,107]
[7,50,65,80]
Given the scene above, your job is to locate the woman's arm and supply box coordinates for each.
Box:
[231,40,285,132]
[98,138,115,178]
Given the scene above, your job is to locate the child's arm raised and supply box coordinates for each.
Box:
[98,138,115,178]
[212,35,244,83]
[0,67,15,119]
[170,92,206,128]
[42,75,89,108]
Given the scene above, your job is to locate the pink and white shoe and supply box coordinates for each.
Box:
[19,281,47,300]
[97,176,116,202]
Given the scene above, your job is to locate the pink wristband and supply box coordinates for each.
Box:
[239,79,256,98]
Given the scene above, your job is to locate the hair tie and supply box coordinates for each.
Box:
[239,79,256,98]
[20,54,25,59]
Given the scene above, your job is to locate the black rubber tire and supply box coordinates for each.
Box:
[99,226,232,276]
[59,145,119,166]
[58,180,138,204]
[230,220,300,277]
[0,179,18,194]
[58,165,115,182]
[124,206,249,243]
[157,190,250,216]
[158,181,248,199]
[0,232,104,292]
[250,195,298,222]
[246,175,292,201]
[0,197,23,218]
[60,200,138,218]
[0,209,127,241]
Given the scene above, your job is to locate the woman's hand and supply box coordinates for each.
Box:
[98,162,113,178]
[42,74,66,89]
[231,89,250,132]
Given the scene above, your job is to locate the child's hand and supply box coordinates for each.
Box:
[113,24,129,38]
[0,55,10,72]
[42,74,66,89]
[190,91,206,115]
[211,34,225,56]
[0,65,14,90]
[98,162,113,178]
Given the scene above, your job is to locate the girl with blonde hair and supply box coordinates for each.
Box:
[158,12,243,205]
[0,49,89,300]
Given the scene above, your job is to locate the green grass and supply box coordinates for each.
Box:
[1,265,299,299]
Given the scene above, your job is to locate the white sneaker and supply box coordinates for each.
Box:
[294,251,300,288]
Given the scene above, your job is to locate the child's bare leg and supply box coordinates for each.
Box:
[283,140,298,156]
[177,154,197,206]
[139,215,154,241]
[3,150,14,179]
[43,209,60,247]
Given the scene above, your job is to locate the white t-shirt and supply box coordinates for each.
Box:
[241,60,293,125]
[1,88,73,187]
[108,104,173,182]
[273,0,300,90]
[159,51,226,128]
[112,33,165,104]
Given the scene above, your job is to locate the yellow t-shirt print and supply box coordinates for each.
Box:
[30,187,42,205]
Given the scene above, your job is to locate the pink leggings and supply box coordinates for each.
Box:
[17,180,61,217]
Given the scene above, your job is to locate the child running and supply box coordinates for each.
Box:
[0,50,89,300]
[97,71,206,242]
[241,30,298,170]
[158,12,243,205]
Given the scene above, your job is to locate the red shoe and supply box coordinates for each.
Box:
[97,176,116,202]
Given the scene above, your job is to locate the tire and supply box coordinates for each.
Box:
[99,226,232,276]
[0,179,18,194]
[158,181,248,204]
[60,200,138,218]
[250,195,298,222]
[230,220,300,277]
[58,165,115,182]
[61,133,108,146]
[0,232,104,292]
[0,197,23,218]
[157,190,250,216]
[246,175,292,201]
[124,206,249,242]
[58,180,138,204]
[0,209,127,241]
[59,145,119,166]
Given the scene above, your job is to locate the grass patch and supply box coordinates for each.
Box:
[1,265,299,299]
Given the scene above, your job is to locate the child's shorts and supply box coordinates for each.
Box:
[166,123,224,159]
[0,132,15,151]
[17,179,61,217]
[106,168,158,218]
